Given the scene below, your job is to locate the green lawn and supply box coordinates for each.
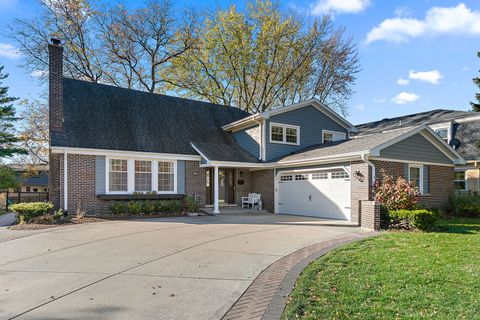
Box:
[283,219,480,320]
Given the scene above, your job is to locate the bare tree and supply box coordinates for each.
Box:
[98,0,198,93]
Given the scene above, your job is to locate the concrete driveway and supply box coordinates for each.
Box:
[0,214,367,320]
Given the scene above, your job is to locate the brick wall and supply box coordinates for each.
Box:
[359,200,381,230]
[60,154,108,215]
[250,169,274,212]
[48,41,63,132]
[351,161,371,224]
[185,161,207,207]
[372,160,453,209]
[419,165,454,208]
[49,151,61,209]
[235,169,250,206]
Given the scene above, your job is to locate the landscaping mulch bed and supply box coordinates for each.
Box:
[8,216,108,230]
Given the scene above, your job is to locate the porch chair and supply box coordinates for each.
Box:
[241,193,262,210]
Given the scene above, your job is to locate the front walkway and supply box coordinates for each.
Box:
[0,214,367,320]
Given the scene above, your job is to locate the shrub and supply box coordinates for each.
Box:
[388,209,439,231]
[108,201,127,215]
[183,196,199,213]
[127,201,142,215]
[445,193,480,218]
[373,173,419,210]
[141,200,155,215]
[11,202,54,223]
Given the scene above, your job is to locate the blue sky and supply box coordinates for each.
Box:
[0,0,479,125]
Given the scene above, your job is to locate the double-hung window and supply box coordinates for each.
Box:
[135,160,152,192]
[158,161,174,192]
[270,123,299,145]
[454,171,467,191]
[109,159,128,192]
[323,130,346,143]
[408,164,423,193]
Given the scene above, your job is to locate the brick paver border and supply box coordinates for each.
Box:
[222,232,377,320]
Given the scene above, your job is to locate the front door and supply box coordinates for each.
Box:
[206,168,235,205]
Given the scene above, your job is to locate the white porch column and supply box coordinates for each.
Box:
[213,166,220,214]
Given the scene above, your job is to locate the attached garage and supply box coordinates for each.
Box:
[275,167,351,220]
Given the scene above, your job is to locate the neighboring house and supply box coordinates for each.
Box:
[47,40,465,229]
[357,109,480,193]
[5,164,49,193]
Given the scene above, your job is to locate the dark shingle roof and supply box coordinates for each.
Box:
[192,142,260,163]
[356,109,475,135]
[276,127,414,163]
[453,121,480,160]
[52,78,251,155]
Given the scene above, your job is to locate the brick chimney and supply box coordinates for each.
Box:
[48,38,63,132]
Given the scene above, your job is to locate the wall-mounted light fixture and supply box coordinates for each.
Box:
[354,170,364,182]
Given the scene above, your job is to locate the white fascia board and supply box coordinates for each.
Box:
[50,147,201,161]
[222,113,266,131]
[190,143,211,165]
[369,156,456,167]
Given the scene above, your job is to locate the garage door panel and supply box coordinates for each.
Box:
[276,169,351,220]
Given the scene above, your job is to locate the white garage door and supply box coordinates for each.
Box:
[276,169,351,220]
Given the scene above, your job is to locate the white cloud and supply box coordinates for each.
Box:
[373,98,386,104]
[409,70,442,84]
[397,78,410,86]
[461,66,471,72]
[355,104,365,111]
[392,92,419,104]
[312,0,370,15]
[366,3,480,44]
[394,6,413,18]
[0,43,21,59]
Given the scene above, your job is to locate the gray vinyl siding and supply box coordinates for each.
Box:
[380,133,451,164]
[177,160,185,194]
[266,105,348,161]
[233,125,260,158]
[95,155,106,195]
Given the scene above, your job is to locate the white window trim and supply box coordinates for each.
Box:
[408,164,424,194]
[105,156,177,195]
[269,122,300,146]
[322,130,347,144]
[454,170,467,192]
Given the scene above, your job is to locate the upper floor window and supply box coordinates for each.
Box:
[270,123,300,145]
[135,160,152,192]
[109,159,128,192]
[323,130,346,143]
[435,128,448,142]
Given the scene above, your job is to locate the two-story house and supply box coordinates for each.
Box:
[47,40,465,229]
[357,110,480,193]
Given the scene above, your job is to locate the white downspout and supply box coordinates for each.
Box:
[361,153,376,186]
[64,148,68,212]
[254,119,262,160]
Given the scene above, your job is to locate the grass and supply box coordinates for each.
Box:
[282,219,480,320]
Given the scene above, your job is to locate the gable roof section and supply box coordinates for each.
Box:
[356,109,477,135]
[191,142,260,163]
[52,78,252,156]
[276,125,464,165]
[453,120,480,161]
[222,99,358,133]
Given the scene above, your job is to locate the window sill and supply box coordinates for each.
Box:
[269,140,300,146]
[97,194,185,200]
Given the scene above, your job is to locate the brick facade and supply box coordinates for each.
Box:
[49,152,61,209]
[466,167,480,193]
[234,169,250,206]
[250,169,275,212]
[372,160,454,209]
[350,161,371,224]
[184,161,207,207]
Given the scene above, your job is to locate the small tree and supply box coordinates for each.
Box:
[0,65,26,158]
[471,51,480,112]
[0,166,19,190]
[373,173,419,210]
